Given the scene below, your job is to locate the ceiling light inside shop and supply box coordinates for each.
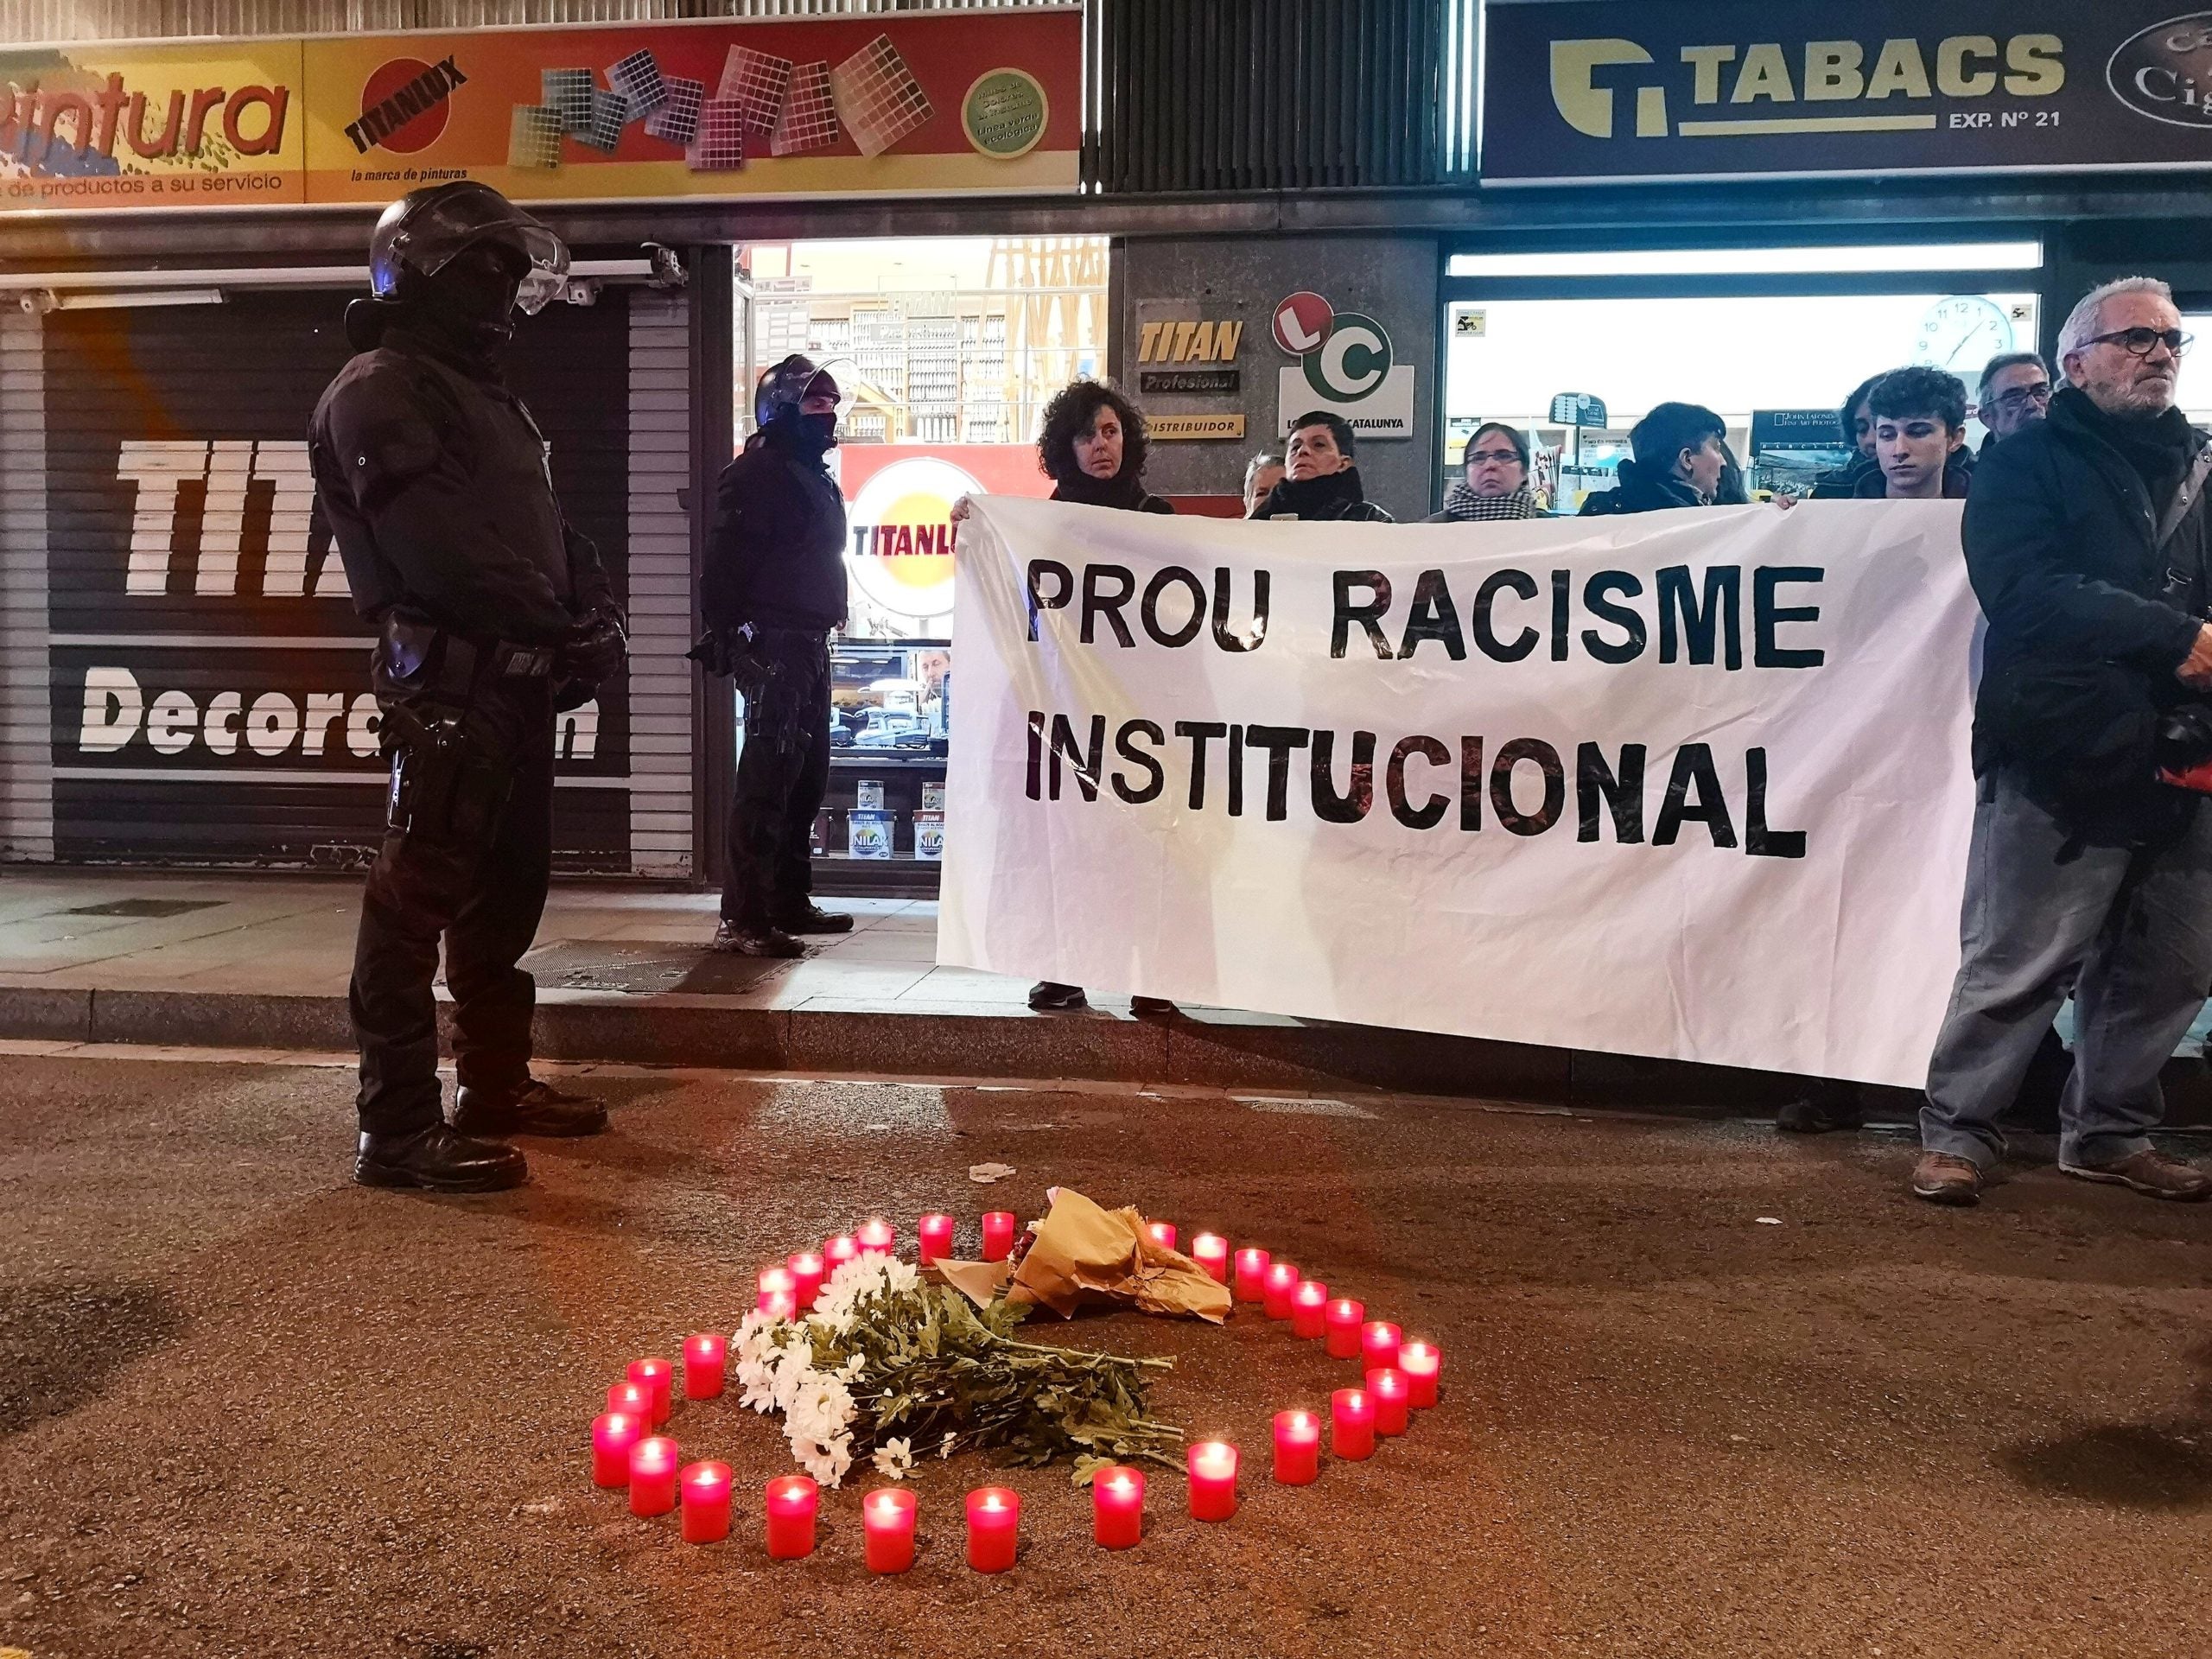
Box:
[1446,242,2044,279]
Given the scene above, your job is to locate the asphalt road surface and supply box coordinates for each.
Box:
[3,1048,2209,1658]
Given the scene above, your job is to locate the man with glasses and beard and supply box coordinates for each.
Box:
[1915,276,2212,1206]
[1975,351,2054,455]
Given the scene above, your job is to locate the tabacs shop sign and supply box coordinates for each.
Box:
[1271,290,1415,441]
[1480,0,2212,185]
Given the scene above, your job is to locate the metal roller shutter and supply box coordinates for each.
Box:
[39,287,636,872]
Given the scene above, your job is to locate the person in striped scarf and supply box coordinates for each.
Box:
[1426,422,1545,521]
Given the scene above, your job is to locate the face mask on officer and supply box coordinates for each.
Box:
[780,383,842,456]
[421,242,529,353]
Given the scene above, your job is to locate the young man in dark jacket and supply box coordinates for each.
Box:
[1916,276,2212,1205]
[1850,366,1974,500]
[1250,411,1395,521]
[1578,402,1726,515]
[701,355,852,957]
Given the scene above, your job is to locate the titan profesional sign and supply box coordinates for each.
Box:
[1481,0,2212,184]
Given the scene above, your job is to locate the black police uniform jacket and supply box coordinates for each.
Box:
[703,427,849,634]
[309,325,613,679]
[1965,384,2210,842]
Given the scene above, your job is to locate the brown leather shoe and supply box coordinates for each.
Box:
[2060,1148,2212,1201]
[1911,1151,1983,1205]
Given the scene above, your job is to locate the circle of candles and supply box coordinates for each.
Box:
[683,1333,727,1401]
[965,1486,1020,1573]
[981,1211,1018,1262]
[1232,1247,1271,1302]
[590,1411,643,1488]
[766,1475,820,1560]
[1146,1220,1178,1251]
[787,1251,825,1313]
[607,1380,655,1423]
[856,1217,897,1256]
[1091,1465,1145,1549]
[627,1357,673,1425]
[680,1459,733,1543]
[864,1487,918,1574]
[1361,1320,1402,1374]
[1191,1233,1230,1284]
[628,1435,680,1516]
[1332,1388,1376,1460]
[918,1212,956,1264]
[1187,1440,1239,1522]
[1324,1298,1366,1359]
[1400,1340,1443,1408]
[824,1233,860,1271]
[1291,1281,1330,1339]
[1368,1367,1411,1436]
[1262,1261,1300,1319]
[1273,1409,1322,1484]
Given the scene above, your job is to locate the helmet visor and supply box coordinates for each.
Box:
[396,190,569,315]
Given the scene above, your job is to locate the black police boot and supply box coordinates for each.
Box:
[713,919,807,958]
[355,1123,530,1192]
[772,900,855,935]
[453,1077,609,1138]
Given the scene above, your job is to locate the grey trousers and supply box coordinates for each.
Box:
[1922,769,2212,1171]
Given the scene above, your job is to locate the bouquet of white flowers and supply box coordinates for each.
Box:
[734,1252,1182,1488]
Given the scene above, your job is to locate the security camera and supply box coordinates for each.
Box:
[562,277,601,307]
[645,244,686,289]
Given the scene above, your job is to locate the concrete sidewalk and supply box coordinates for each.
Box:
[4,867,2208,1116]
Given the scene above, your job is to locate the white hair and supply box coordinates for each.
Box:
[2057,276,2175,365]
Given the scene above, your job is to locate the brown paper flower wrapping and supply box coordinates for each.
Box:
[937,1187,1232,1324]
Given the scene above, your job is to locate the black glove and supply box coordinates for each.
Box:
[558,607,627,688]
[688,623,779,698]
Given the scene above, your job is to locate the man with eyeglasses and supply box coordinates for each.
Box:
[1974,351,2053,454]
[1916,276,2212,1206]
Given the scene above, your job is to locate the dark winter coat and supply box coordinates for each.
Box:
[1251,467,1394,522]
[703,423,849,633]
[1964,385,2212,842]
[1576,458,1704,516]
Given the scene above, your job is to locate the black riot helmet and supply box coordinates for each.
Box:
[754,353,842,429]
[367,181,569,315]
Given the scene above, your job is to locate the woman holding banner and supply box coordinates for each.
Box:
[1424,422,1544,521]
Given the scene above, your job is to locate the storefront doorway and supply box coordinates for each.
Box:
[1440,240,2047,512]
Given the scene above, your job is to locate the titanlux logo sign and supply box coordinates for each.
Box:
[2108,14,2212,124]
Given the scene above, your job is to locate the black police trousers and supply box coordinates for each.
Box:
[352,683,555,1136]
[721,629,832,927]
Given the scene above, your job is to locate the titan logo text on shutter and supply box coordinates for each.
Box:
[1550,35,2065,139]
[116,439,340,598]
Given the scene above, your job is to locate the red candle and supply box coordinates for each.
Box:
[1146,1220,1178,1251]
[1292,1281,1329,1339]
[965,1486,1020,1573]
[683,1333,728,1401]
[1368,1367,1410,1436]
[628,1435,680,1516]
[627,1357,673,1425]
[1325,1298,1366,1359]
[1263,1261,1300,1319]
[981,1211,1018,1262]
[607,1381,655,1423]
[1192,1233,1230,1283]
[1091,1465,1145,1549]
[1273,1409,1321,1484]
[786,1251,825,1312]
[1361,1320,1402,1373]
[1332,1388,1376,1460]
[765,1475,819,1560]
[590,1411,643,1488]
[856,1217,897,1256]
[824,1233,860,1272]
[1187,1440,1239,1522]
[918,1212,956,1264]
[864,1487,918,1574]
[757,1266,796,1316]
[680,1459,733,1543]
[1401,1340,1442,1408]
[1233,1248,1271,1302]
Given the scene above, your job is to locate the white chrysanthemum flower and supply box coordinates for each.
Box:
[736,1356,780,1414]
[938,1431,957,1460]
[792,1429,855,1489]
[872,1438,914,1481]
[836,1354,867,1383]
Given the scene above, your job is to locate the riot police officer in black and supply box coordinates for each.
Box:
[310,182,627,1191]
[701,355,853,957]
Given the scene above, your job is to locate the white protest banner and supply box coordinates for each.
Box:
[939,499,1981,1086]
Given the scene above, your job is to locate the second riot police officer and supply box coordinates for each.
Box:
[700,354,852,957]
[310,182,628,1192]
